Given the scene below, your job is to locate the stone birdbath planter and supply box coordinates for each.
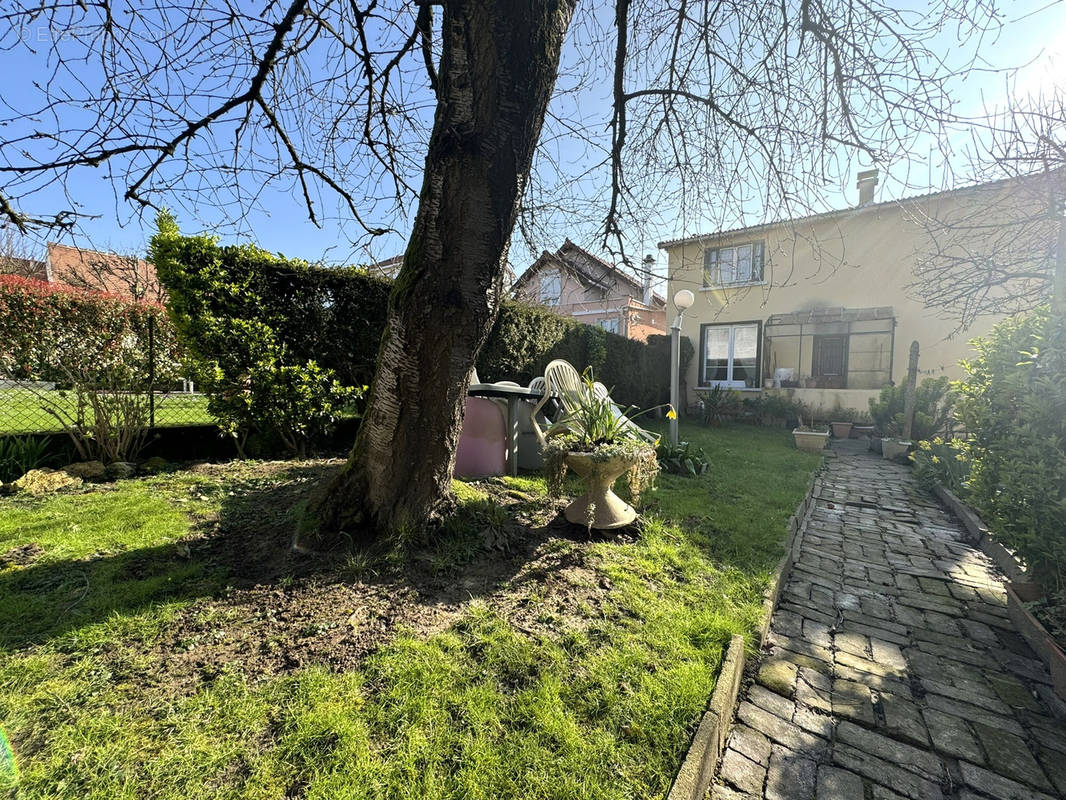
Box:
[563,449,650,529]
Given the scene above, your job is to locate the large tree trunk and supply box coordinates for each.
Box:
[307,0,576,544]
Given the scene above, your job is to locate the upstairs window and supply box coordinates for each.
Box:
[540,269,561,306]
[704,242,765,287]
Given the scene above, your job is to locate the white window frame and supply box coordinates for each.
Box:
[700,322,761,387]
[539,269,561,306]
[599,318,619,334]
[703,241,765,288]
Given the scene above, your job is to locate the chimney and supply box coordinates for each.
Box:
[856,169,879,206]
[642,254,655,306]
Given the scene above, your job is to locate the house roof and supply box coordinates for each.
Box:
[365,254,404,279]
[0,255,47,281]
[46,243,161,301]
[514,239,666,308]
[657,172,1054,250]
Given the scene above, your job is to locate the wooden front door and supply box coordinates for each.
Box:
[813,335,847,388]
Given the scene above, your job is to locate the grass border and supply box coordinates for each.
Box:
[665,462,824,800]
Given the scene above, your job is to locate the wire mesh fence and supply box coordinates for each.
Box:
[0,317,214,437]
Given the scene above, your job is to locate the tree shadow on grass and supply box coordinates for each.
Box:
[0,463,612,675]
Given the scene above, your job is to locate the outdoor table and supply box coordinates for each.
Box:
[467,383,544,477]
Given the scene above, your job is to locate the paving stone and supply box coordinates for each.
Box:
[765,744,816,800]
[831,742,945,800]
[834,721,944,781]
[923,692,1026,737]
[792,704,833,738]
[736,701,829,755]
[795,667,833,713]
[988,674,1043,713]
[919,677,1014,715]
[831,678,875,725]
[869,638,907,671]
[721,747,767,795]
[727,723,772,767]
[802,618,833,649]
[757,657,798,699]
[922,708,985,763]
[834,630,870,658]
[815,765,863,800]
[957,761,1059,800]
[709,783,754,800]
[971,723,1054,792]
[1034,743,1066,796]
[835,648,905,680]
[879,691,929,747]
[749,684,795,721]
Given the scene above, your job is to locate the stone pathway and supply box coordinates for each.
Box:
[711,449,1066,800]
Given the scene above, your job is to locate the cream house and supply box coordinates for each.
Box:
[513,239,667,341]
[662,171,1055,415]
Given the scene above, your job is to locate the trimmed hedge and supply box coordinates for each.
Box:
[955,306,1066,594]
[0,274,182,386]
[153,232,691,429]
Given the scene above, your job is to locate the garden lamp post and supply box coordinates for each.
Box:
[670,289,695,447]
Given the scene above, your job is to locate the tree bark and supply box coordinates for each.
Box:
[306,0,576,544]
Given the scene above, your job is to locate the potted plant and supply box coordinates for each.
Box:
[543,369,660,530]
[830,421,853,439]
[792,407,830,451]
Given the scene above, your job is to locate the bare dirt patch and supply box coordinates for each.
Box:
[105,461,620,694]
[1,541,43,568]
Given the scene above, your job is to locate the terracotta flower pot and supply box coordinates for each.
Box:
[563,450,645,529]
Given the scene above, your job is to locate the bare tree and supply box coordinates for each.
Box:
[0,223,43,277]
[0,0,1006,542]
[52,245,166,303]
[907,89,1066,330]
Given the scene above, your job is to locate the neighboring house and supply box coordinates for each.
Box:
[662,170,1056,415]
[513,239,667,341]
[0,255,47,280]
[44,242,163,302]
[365,254,404,280]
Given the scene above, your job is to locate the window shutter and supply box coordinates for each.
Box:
[703,249,718,286]
[753,242,764,282]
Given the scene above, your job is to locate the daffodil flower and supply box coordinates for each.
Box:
[666,408,677,420]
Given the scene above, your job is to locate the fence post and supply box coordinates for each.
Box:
[901,340,919,441]
[148,314,156,429]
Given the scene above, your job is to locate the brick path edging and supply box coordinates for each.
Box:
[666,464,825,800]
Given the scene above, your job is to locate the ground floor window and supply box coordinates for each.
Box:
[599,318,619,334]
[699,321,760,387]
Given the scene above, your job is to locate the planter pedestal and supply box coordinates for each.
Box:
[563,451,639,529]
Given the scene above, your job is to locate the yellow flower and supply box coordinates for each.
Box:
[919,440,932,450]
[666,408,677,420]
[931,455,940,464]
[956,454,967,462]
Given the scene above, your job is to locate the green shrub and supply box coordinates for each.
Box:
[0,435,55,483]
[0,274,182,387]
[868,376,954,440]
[955,306,1066,593]
[152,217,693,450]
[150,214,367,454]
[655,439,709,477]
[695,386,740,425]
[909,436,970,495]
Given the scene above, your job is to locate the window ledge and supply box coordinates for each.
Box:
[700,280,767,291]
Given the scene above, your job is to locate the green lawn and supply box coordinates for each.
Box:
[0,388,214,434]
[0,423,819,799]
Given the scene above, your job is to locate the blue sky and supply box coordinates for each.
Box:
[2,0,1064,285]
